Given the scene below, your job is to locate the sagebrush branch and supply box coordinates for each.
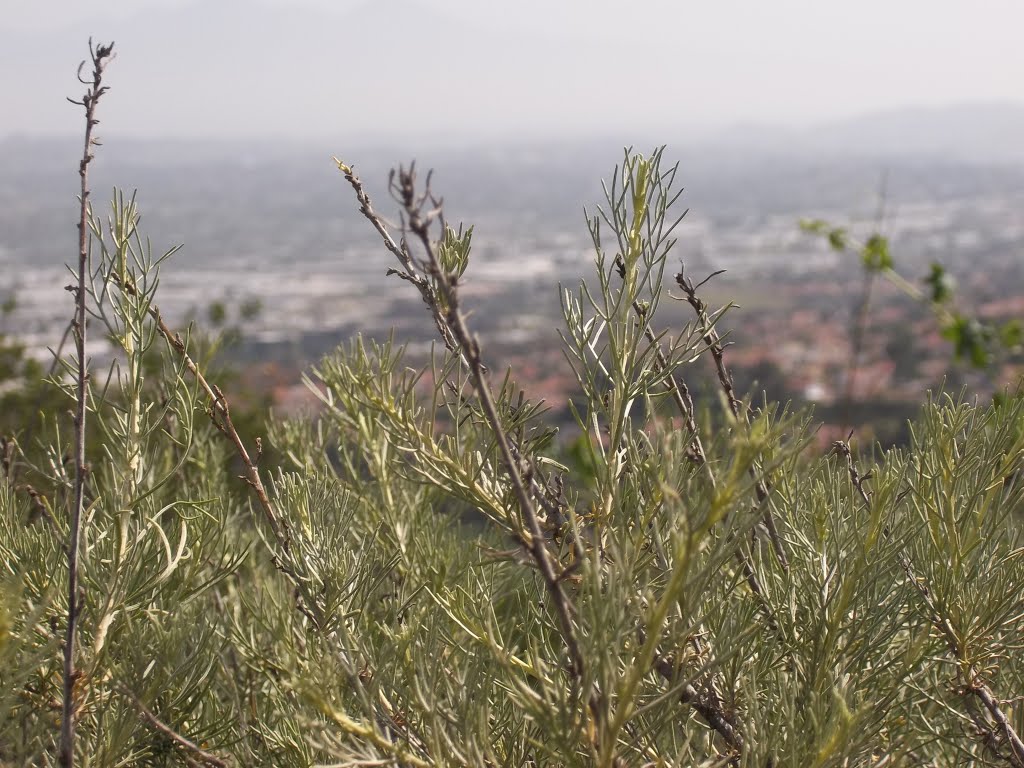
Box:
[834,439,1024,767]
[113,274,322,629]
[612,254,774,753]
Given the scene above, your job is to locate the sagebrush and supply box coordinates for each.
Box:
[1,42,1023,768]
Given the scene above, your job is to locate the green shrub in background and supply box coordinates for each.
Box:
[2,44,1023,768]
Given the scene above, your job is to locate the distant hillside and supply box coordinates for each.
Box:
[805,103,1024,163]
[689,104,1024,165]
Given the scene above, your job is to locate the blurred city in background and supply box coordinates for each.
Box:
[3,0,1022,445]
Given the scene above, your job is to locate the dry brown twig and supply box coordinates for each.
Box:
[614,255,780,624]
[833,439,1024,767]
[338,159,613,755]
[610,254,776,757]
[675,267,790,572]
[117,686,230,767]
[640,624,744,762]
[333,158,460,356]
[391,162,588,676]
[1,438,66,545]
[1,434,15,483]
[61,38,115,768]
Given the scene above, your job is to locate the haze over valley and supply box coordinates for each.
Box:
[3,0,1022,441]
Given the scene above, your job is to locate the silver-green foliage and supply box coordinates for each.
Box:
[1,151,1023,766]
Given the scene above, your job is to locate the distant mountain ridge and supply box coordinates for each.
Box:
[686,103,1024,164]
[7,102,1023,168]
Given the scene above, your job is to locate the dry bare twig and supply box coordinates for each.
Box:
[611,255,773,757]
[393,163,590,682]
[117,686,230,767]
[333,158,460,356]
[615,255,780,630]
[19,483,65,546]
[676,267,790,571]
[60,38,115,768]
[338,160,610,756]
[841,172,889,432]
[638,622,744,762]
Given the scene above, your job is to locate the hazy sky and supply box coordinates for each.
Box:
[5,0,1022,141]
